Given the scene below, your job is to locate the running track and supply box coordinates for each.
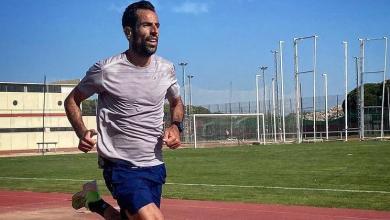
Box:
[1,190,390,220]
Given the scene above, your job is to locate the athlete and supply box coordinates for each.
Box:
[64,1,184,219]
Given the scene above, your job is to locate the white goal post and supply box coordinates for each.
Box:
[192,113,266,148]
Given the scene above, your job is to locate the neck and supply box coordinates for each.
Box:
[126,49,152,67]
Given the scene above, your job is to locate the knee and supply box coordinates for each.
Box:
[126,203,164,220]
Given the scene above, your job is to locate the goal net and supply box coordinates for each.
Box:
[192,113,265,148]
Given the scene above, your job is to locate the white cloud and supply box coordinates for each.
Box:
[172,2,209,15]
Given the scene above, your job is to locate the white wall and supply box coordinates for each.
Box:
[0,116,96,151]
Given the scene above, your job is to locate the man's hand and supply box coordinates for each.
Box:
[163,125,181,149]
[78,129,97,153]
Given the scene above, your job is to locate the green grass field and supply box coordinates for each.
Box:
[0,141,389,211]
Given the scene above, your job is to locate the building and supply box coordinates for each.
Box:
[0,81,96,152]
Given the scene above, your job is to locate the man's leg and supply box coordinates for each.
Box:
[72,180,121,219]
[125,203,164,220]
[111,163,166,220]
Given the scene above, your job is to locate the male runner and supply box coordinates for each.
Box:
[64,1,184,219]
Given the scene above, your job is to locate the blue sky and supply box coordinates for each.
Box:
[0,0,389,105]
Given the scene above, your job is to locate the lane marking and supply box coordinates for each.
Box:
[165,182,390,194]
[1,176,389,194]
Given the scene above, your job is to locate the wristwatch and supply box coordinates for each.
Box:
[171,121,184,133]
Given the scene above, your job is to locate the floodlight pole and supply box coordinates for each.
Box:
[179,62,188,142]
[187,74,194,141]
[260,66,268,115]
[187,75,194,115]
[354,56,361,139]
[359,39,365,140]
[382,37,387,138]
[294,38,301,143]
[343,41,348,141]
[179,62,188,112]
[42,75,46,155]
[256,74,261,143]
[272,78,277,142]
[279,41,286,143]
[322,73,329,140]
[313,36,318,140]
[271,50,280,141]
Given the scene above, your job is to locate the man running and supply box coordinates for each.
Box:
[64,1,184,219]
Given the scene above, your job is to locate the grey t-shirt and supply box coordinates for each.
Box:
[77,52,180,167]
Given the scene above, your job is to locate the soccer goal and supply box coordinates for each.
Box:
[192,113,265,148]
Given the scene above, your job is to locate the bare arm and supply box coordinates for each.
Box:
[163,96,184,149]
[169,96,184,123]
[64,88,97,152]
[64,88,89,138]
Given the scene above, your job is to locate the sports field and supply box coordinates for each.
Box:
[0,140,389,212]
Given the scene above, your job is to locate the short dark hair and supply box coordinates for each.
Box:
[122,1,155,29]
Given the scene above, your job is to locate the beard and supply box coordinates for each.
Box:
[132,34,158,57]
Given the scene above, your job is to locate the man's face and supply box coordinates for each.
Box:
[131,9,160,57]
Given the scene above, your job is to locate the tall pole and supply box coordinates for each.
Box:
[322,73,328,140]
[42,75,46,155]
[178,62,188,112]
[359,39,365,140]
[256,74,261,143]
[294,38,301,143]
[354,56,361,139]
[260,66,268,114]
[271,50,280,141]
[279,41,286,142]
[179,62,188,142]
[187,75,194,115]
[187,74,194,142]
[313,36,318,140]
[343,41,348,141]
[381,37,388,138]
[272,78,277,142]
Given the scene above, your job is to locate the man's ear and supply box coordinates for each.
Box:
[123,27,132,40]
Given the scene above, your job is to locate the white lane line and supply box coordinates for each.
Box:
[1,176,389,194]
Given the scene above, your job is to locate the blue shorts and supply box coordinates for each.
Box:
[102,158,166,215]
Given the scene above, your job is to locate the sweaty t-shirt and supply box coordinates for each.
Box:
[77,52,180,167]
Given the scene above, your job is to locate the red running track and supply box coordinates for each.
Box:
[0,190,390,220]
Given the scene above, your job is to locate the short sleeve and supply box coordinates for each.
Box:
[76,62,103,97]
[165,64,181,100]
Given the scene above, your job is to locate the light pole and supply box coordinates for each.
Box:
[343,41,348,141]
[187,74,194,115]
[179,62,188,113]
[271,50,280,141]
[187,74,194,142]
[354,56,361,139]
[256,74,261,143]
[279,41,286,142]
[322,73,328,140]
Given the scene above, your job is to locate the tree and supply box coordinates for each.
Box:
[342,80,390,126]
[81,99,97,116]
[343,80,390,112]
